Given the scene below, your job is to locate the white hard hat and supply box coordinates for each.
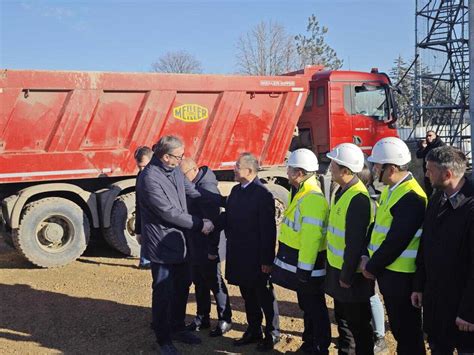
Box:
[326,143,365,173]
[367,137,411,166]
[287,148,319,172]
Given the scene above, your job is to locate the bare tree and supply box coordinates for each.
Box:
[151,50,203,73]
[295,14,343,70]
[236,21,298,75]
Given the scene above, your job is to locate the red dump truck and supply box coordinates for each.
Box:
[0,66,398,267]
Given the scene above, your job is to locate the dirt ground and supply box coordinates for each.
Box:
[0,236,404,355]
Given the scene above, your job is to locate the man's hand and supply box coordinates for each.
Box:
[136,234,142,245]
[208,254,218,261]
[421,139,427,148]
[411,292,423,309]
[455,317,474,332]
[202,219,214,235]
[359,255,375,280]
[339,280,351,288]
[261,265,272,274]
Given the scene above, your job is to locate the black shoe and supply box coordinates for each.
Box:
[233,331,263,346]
[158,342,180,355]
[256,334,280,352]
[171,330,202,345]
[209,320,232,337]
[138,263,151,269]
[185,316,210,331]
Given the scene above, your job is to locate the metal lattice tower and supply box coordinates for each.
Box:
[413,0,471,160]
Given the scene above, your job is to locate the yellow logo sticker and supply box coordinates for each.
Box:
[173,104,209,122]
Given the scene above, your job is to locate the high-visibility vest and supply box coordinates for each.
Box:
[327,179,374,270]
[274,175,328,277]
[368,177,427,273]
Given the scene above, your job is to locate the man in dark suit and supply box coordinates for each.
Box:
[137,135,214,355]
[218,152,280,352]
[180,158,232,337]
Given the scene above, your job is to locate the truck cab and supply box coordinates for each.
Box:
[292,67,399,162]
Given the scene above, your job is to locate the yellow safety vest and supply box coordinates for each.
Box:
[368,177,427,273]
[275,175,328,276]
[327,179,374,270]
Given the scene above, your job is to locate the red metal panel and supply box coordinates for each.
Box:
[81,92,146,150]
[0,88,22,141]
[261,92,306,166]
[2,90,69,152]
[0,69,311,184]
[159,92,220,159]
[48,90,102,152]
[219,93,284,164]
[124,90,176,173]
[196,91,246,169]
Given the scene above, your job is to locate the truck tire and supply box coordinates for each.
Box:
[0,219,14,247]
[12,197,90,268]
[266,184,289,225]
[103,192,140,257]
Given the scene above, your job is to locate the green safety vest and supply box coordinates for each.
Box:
[368,177,427,273]
[275,175,328,276]
[327,179,374,270]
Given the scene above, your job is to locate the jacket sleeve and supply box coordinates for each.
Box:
[458,218,474,323]
[199,181,222,256]
[340,193,371,285]
[143,176,203,232]
[184,175,202,199]
[416,147,426,159]
[413,196,436,292]
[135,190,142,235]
[413,231,426,292]
[258,189,277,266]
[365,192,426,277]
[296,194,329,280]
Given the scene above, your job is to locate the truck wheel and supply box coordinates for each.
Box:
[12,197,90,268]
[103,192,140,257]
[1,220,14,247]
[266,184,289,225]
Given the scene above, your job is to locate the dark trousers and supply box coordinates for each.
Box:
[239,273,279,336]
[430,342,474,355]
[297,285,331,354]
[378,270,425,355]
[192,259,232,322]
[334,299,374,355]
[151,262,191,345]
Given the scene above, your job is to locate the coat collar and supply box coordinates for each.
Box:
[444,176,474,210]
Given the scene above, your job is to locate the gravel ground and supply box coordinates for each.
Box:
[0,235,408,354]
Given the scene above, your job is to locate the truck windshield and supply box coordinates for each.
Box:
[354,85,387,120]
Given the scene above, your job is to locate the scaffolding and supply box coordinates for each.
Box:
[413,0,471,161]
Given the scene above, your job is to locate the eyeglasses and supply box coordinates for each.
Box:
[168,153,184,161]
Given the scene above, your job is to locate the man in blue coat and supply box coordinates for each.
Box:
[137,136,214,355]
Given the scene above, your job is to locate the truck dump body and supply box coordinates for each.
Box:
[0,69,311,184]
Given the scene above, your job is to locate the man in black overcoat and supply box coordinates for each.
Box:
[218,152,280,352]
[412,146,474,354]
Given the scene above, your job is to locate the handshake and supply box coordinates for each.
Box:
[201,218,215,235]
